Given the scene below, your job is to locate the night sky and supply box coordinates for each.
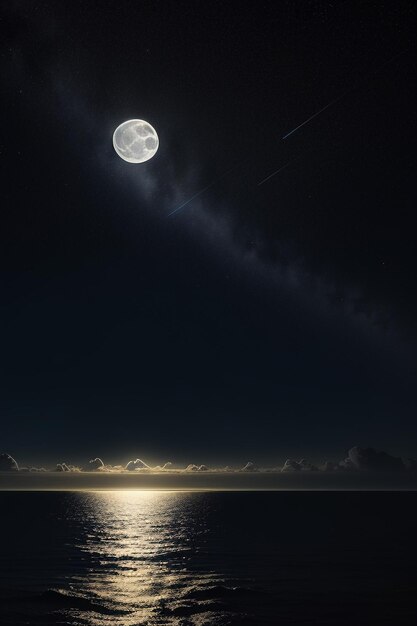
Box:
[1,1,416,467]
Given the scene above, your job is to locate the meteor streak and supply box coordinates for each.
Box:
[258,160,293,186]
[282,93,346,140]
[167,163,240,217]
[167,180,217,216]
[169,48,409,216]
[282,49,408,140]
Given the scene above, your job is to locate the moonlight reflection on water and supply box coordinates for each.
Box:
[71,491,218,624]
[1,491,415,625]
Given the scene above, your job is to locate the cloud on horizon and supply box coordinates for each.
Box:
[0,453,19,471]
[125,458,150,472]
[56,463,80,472]
[2,447,416,475]
[185,464,209,472]
[83,458,104,471]
[241,462,258,472]
[347,446,405,472]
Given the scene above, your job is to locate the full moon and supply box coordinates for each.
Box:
[113,119,159,163]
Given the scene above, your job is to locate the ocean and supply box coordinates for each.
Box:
[0,491,416,625]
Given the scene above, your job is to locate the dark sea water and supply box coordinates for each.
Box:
[0,491,416,625]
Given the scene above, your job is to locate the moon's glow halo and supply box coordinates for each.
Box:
[113,119,159,163]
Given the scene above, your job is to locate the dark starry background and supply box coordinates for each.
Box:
[1,0,416,466]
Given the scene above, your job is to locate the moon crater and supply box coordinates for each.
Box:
[113,119,159,163]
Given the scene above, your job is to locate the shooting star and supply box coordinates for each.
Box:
[258,160,293,186]
[167,180,218,217]
[169,48,409,216]
[282,92,347,140]
[167,163,240,217]
[282,49,408,140]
